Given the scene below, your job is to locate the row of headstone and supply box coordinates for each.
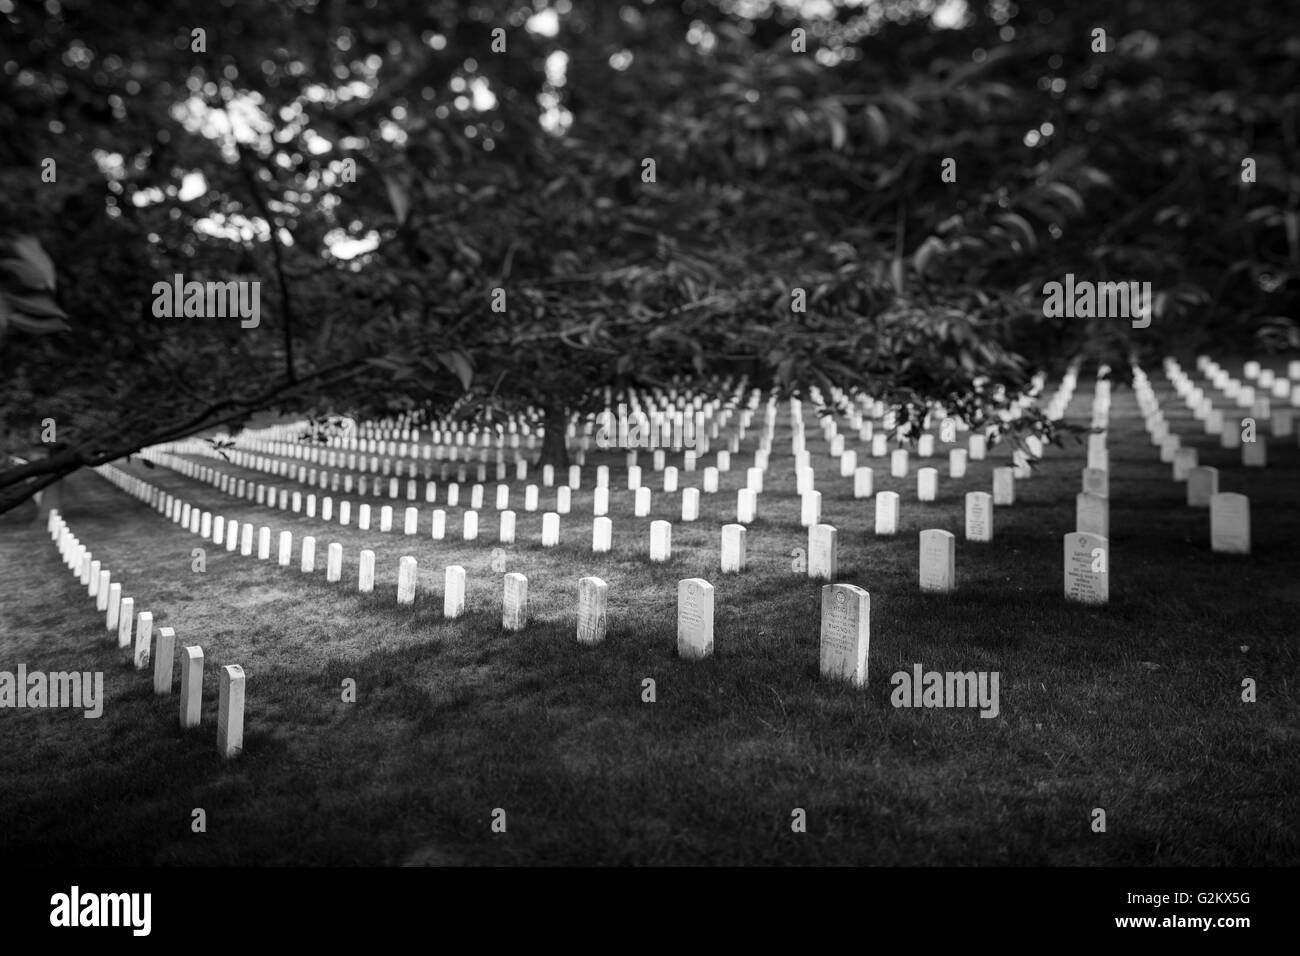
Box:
[46,499,245,759]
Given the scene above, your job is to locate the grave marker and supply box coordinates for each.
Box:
[919,529,956,593]
[1063,532,1109,605]
[577,577,608,645]
[676,578,715,660]
[819,583,869,686]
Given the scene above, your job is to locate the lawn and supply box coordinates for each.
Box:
[1,364,1297,866]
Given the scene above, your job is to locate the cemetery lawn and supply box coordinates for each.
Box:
[2,387,1298,866]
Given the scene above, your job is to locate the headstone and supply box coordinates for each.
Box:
[968,434,987,460]
[397,556,418,605]
[871,434,888,457]
[890,449,909,478]
[917,434,935,458]
[808,524,838,581]
[116,596,133,648]
[502,572,528,631]
[681,487,700,521]
[818,583,869,687]
[278,530,292,566]
[649,520,671,562]
[1082,467,1109,498]
[358,549,375,593]
[800,490,822,527]
[463,510,479,540]
[300,535,316,573]
[746,467,763,493]
[153,626,175,695]
[499,510,516,543]
[592,516,613,552]
[919,529,956,593]
[875,491,900,535]
[737,488,757,524]
[1186,466,1218,508]
[854,466,874,499]
[577,577,608,645]
[404,507,419,534]
[676,578,715,660]
[627,466,642,491]
[444,565,466,618]
[635,486,652,517]
[556,486,571,514]
[257,526,272,560]
[1242,440,1266,468]
[1063,532,1109,605]
[721,524,746,573]
[917,467,938,502]
[965,491,993,542]
[1210,492,1250,554]
[703,467,719,493]
[327,542,343,582]
[180,646,204,728]
[542,512,560,547]
[1076,492,1109,537]
[217,664,245,759]
[133,611,153,670]
[525,485,539,511]
[358,504,371,531]
[594,487,609,516]
[663,467,678,493]
[992,467,1015,506]
[949,448,968,478]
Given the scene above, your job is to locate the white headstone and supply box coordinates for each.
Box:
[1210,492,1250,554]
[594,487,609,517]
[808,524,838,581]
[819,583,869,686]
[217,664,245,759]
[875,491,900,535]
[180,645,203,728]
[503,572,528,631]
[676,578,715,660]
[577,577,608,645]
[1186,466,1218,508]
[1076,492,1109,537]
[397,555,418,605]
[650,520,671,562]
[917,467,938,502]
[968,434,987,460]
[592,516,613,553]
[890,449,909,478]
[444,565,466,618]
[278,530,292,566]
[153,626,175,695]
[116,596,133,648]
[737,488,757,524]
[301,536,316,573]
[463,510,479,540]
[721,524,746,573]
[948,448,968,478]
[635,486,652,517]
[327,542,343,582]
[1063,532,1109,604]
[358,549,376,592]
[1082,467,1109,498]
[257,526,272,560]
[499,510,516,543]
[919,529,956,593]
[681,487,700,521]
[854,466,874,499]
[992,467,1015,506]
[965,491,993,542]
[542,511,560,547]
[133,611,153,670]
[800,490,822,527]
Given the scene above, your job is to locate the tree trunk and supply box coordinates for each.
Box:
[537,401,570,470]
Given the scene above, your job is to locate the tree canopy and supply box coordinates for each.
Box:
[2,0,1297,512]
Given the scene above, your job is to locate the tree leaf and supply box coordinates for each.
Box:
[8,236,57,290]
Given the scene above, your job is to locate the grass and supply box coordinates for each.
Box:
[1,365,1298,866]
